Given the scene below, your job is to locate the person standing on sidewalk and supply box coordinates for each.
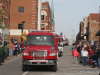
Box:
[8,42,13,57]
[0,43,4,66]
[97,48,100,69]
[81,47,88,66]
[13,43,16,55]
[15,43,18,56]
[73,48,79,64]
[4,43,8,60]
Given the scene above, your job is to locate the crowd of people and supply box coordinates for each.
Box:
[72,40,100,69]
[0,38,25,66]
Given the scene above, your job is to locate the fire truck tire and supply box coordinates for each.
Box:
[53,62,57,72]
[22,64,27,71]
[58,54,61,57]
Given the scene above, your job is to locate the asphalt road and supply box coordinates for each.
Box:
[0,45,100,75]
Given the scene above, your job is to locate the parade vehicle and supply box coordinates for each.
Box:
[22,30,58,72]
[63,38,69,46]
[65,38,69,46]
[58,36,63,57]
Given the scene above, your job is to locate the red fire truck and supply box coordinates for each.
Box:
[22,30,58,72]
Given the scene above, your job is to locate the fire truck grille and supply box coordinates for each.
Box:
[31,51,47,57]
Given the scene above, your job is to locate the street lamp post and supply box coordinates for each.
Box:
[21,21,25,42]
[2,24,5,46]
[71,29,75,43]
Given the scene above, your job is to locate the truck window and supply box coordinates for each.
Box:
[27,35,54,46]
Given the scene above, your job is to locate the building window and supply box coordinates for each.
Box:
[18,7,24,12]
[41,12,45,20]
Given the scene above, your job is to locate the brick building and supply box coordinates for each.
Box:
[83,17,89,40]
[0,0,10,36]
[76,21,84,41]
[88,13,99,41]
[41,0,55,32]
[9,0,42,42]
[76,13,100,42]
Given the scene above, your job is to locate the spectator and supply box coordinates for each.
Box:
[11,38,13,44]
[4,43,8,60]
[71,45,75,56]
[87,44,89,52]
[13,43,16,55]
[14,37,16,42]
[97,48,100,69]
[15,43,18,56]
[73,48,79,64]
[17,43,20,54]
[8,42,13,57]
[77,44,81,59]
[0,43,4,66]
[81,47,88,66]
[88,48,94,57]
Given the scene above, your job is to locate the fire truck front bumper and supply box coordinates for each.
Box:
[22,59,56,65]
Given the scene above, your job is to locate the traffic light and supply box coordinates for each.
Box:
[18,24,22,29]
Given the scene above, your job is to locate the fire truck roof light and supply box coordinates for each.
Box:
[31,30,52,33]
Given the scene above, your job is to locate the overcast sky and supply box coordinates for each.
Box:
[42,0,100,42]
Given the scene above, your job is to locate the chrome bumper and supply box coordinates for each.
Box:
[22,59,56,65]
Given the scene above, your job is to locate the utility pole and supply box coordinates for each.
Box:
[71,29,75,43]
[21,21,25,42]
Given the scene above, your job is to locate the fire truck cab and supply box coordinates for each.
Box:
[22,30,58,72]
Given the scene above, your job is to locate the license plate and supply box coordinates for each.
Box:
[37,62,40,64]
[30,60,48,62]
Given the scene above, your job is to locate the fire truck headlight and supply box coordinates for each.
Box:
[49,53,56,56]
[23,52,29,56]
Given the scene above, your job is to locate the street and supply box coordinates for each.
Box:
[0,45,100,75]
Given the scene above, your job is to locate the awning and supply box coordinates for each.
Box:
[77,36,84,40]
[83,31,89,36]
[95,30,100,36]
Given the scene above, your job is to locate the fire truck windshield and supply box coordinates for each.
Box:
[27,35,54,46]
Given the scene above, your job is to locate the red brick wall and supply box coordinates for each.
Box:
[41,2,52,31]
[10,0,38,30]
[89,21,99,41]
[0,0,10,29]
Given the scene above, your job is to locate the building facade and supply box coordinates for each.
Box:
[88,13,99,41]
[41,1,52,31]
[83,17,88,40]
[76,21,84,41]
[0,0,10,36]
[76,13,100,42]
[9,0,42,42]
[41,0,55,32]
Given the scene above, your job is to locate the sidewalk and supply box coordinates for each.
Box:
[3,53,22,62]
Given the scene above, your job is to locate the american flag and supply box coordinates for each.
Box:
[60,32,63,41]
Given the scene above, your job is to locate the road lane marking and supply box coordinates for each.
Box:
[22,68,32,75]
[22,71,28,75]
[58,65,83,66]
[68,68,99,69]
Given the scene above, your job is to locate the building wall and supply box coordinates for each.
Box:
[0,0,10,35]
[83,17,88,40]
[80,22,84,37]
[9,0,39,42]
[89,20,99,41]
[41,1,52,31]
[88,14,99,41]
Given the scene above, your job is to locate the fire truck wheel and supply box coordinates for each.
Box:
[53,62,57,72]
[58,54,61,57]
[22,64,27,71]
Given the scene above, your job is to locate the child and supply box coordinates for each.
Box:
[71,45,75,56]
[73,48,79,64]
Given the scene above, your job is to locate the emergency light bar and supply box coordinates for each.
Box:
[31,30,50,32]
